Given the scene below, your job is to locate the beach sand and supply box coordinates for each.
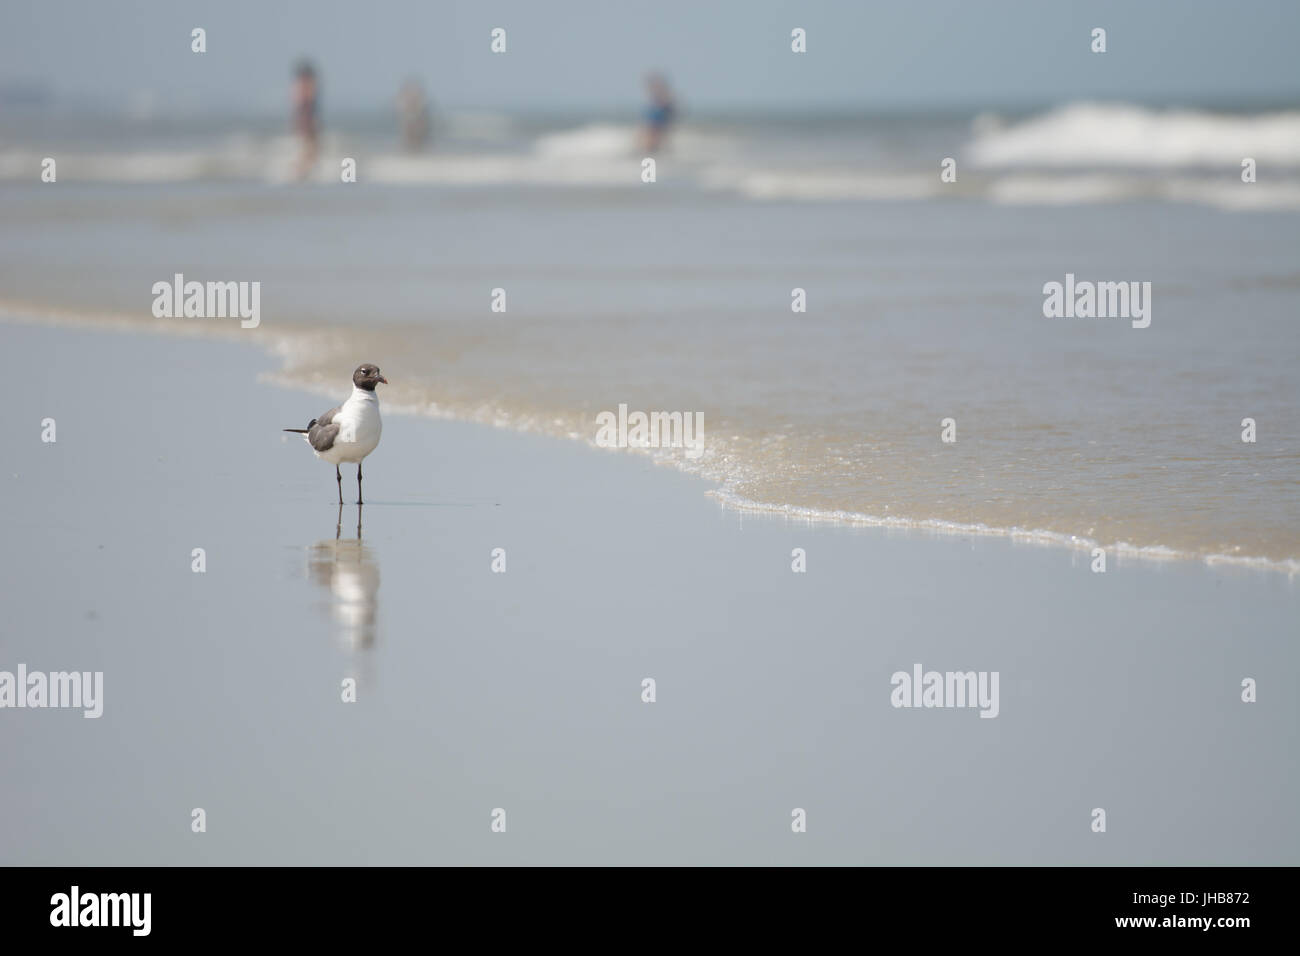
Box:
[1,320,1296,865]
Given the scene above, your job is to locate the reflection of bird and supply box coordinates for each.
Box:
[284,365,387,504]
[309,504,380,650]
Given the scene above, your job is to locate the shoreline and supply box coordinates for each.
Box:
[2,318,1297,864]
[2,298,1294,578]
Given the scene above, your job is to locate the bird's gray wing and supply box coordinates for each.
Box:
[307,405,342,452]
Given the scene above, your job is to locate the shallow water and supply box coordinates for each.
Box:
[2,106,1298,569]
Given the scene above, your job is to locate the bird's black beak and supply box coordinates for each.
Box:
[378,375,389,385]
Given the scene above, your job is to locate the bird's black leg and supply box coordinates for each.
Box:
[336,465,343,505]
[357,460,364,505]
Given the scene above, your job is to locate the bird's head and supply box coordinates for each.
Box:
[353,364,388,391]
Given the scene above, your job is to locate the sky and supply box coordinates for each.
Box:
[2,0,1298,114]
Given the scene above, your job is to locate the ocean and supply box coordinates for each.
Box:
[2,101,1298,569]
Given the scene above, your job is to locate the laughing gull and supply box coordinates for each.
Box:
[284,364,387,504]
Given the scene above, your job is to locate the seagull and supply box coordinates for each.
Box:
[284,364,387,504]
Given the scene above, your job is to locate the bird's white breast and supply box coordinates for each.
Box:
[318,388,382,464]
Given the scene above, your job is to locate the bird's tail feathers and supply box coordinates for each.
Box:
[283,418,318,434]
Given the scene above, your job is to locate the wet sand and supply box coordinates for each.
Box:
[0,320,1296,865]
